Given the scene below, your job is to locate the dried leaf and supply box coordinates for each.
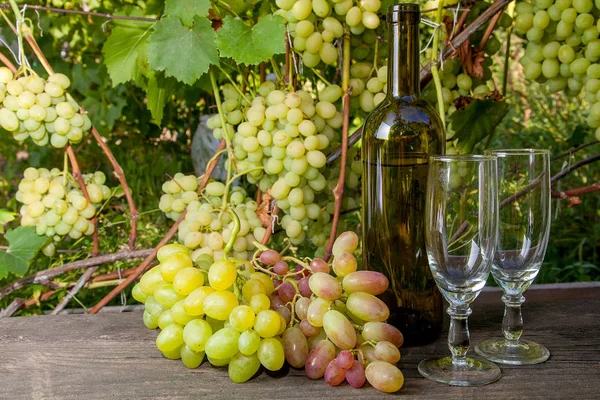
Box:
[257,190,275,228]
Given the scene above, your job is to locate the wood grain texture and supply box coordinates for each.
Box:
[0,286,598,400]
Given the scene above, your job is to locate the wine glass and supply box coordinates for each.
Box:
[418,155,501,386]
[475,149,551,365]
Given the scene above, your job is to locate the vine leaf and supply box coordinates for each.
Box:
[216,15,286,65]
[164,0,211,27]
[102,24,152,87]
[0,227,47,279]
[0,209,15,234]
[148,15,219,85]
[450,99,509,153]
[147,73,177,125]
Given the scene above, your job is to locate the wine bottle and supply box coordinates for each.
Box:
[361,3,445,346]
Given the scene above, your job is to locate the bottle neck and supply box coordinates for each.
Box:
[387,21,420,99]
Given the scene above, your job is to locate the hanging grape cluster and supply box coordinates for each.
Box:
[15,167,112,256]
[0,67,92,148]
[515,0,600,139]
[275,0,383,68]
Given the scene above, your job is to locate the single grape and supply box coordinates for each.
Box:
[322,310,357,350]
[259,249,281,265]
[277,282,296,303]
[208,259,237,291]
[183,319,213,352]
[257,338,285,371]
[228,352,261,383]
[273,260,289,275]
[324,359,346,386]
[205,327,240,360]
[254,310,281,338]
[230,305,256,332]
[346,292,390,322]
[306,297,331,327]
[238,329,261,356]
[308,272,342,300]
[305,339,336,379]
[374,340,401,364]
[342,271,389,295]
[365,361,404,393]
[282,326,309,368]
[346,360,367,388]
[156,324,184,352]
[362,322,404,348]
[172,267,204,295]
[181,345,205,369]
[309,258,330,273]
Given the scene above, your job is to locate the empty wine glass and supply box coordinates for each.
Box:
[475,149,551,365]
[418,155,501,386]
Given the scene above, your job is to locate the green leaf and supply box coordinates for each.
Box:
[0,209,15,234]
[0,226,48,279]
[102,23,153,86]
[450,99,509,153]
[164,0,211,26]
[567,125,588,148]
[216,15,286,65]
[148,15,218,85]
[147,73,177,125]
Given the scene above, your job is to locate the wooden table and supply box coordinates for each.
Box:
[1,283,599,399]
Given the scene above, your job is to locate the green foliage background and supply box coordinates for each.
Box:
[0,0,598,315]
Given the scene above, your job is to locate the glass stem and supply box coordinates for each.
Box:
[447,305,472,368]
[501,294,525,345]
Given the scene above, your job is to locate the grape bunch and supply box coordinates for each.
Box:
[15,167,111,256]
[515,0,600,139]
[275,0,383,68]
[224,81,344,246]
[136,231,405,392]
[0,67,92,148]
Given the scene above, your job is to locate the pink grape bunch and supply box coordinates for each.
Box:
[256,231,405,393]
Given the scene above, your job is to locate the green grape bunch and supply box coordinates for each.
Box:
[15,167,112,256]
[275,0,383,68]
[515,0,600,139]
[0,67,92,148]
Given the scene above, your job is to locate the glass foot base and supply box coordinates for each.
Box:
[418,356,501,386]
[475,338,550,365]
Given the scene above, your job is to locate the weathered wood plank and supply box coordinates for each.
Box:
[0,287,598,399]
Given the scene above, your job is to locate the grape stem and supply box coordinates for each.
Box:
[66,145,99,256]
[0,49,17,74]
[222,209,241,258]
[323,31,351,262]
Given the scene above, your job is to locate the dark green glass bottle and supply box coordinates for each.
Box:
[361,3,445,346]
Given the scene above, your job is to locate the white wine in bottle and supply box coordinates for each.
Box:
[361,3,445,346]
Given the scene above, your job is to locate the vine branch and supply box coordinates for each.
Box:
[66,145,99,255]
[0,51,17,73]
[324,32,351,262]
[0,249,153,301]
